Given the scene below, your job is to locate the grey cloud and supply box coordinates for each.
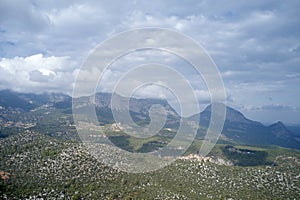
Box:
[0,0,299,123]
[241,104,298,111]
[0,0,50,32]
[29,70,55,82]
[260,104,296,111]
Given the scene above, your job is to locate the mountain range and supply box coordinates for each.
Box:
[0,89,299,149]
[195,105,299,149]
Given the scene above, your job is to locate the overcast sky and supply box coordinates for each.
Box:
[0,0,299,124]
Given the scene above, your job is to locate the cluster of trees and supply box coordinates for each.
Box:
[222,146,271,166]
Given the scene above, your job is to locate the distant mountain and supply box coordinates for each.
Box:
[269,121,290,137]
[286,125,300,137]
[0,89,70,111]
[73,92,180,126]
[268,121,300,148]
[0,90,299,149]
[192,104,300,149]
[0,90,36,111]
[199,104,264,125]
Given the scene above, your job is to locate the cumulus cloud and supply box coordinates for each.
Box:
[0,0,299,123]
[29,69,55,82]
[0,54,76,94]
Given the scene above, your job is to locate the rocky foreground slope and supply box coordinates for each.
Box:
[1,131,299,199]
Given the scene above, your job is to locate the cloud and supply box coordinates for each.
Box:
[243,104,297,111]
[0,0,299,123]
[260,104,297,111]
[0,0,50,32]
[0,54,76,94]
[240,103,300,124]
[29,69,55,82]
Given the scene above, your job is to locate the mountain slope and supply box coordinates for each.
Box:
[0,90,299,149]
[73,92,181,127]
[0,90,70,111]
[193,104,299,149]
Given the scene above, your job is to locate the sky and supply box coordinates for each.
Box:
[0,0,299,124]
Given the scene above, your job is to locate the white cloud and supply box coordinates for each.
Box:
[194,89,211,103]
[0,54,76,94]
[0,0,299,123]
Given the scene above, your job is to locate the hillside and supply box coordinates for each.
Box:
[193,104,300,149]
[0,90,299,150]
[0,131,299,199]
[0,90,299,199]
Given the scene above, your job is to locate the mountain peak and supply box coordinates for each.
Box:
[201,104,254,124]
[269,121,288,130]
[274,121,285,126]
[268,121,292,139]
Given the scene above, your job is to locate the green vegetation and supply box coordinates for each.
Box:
[0,131,299,199]
[0,91,299,199]
[109,135,134,152]
[222,146,271,166]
